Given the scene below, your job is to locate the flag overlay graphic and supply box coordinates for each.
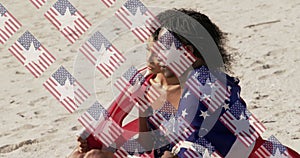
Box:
[79,31,126,78]
[79,101,123,147]
[114,66,160,112]
[101,0,116,8]
[29,0,47,9]
[43,66,91,113]
[44,0,91,43]
[219,100,266,147]
[115,0,160,42]
[78,101,110,134]
[186,67,230,112]
[179,137,222,158]
[255,135,291,158]
[9,31,55,78]
[0,3,22,44]
[151,31,196,77]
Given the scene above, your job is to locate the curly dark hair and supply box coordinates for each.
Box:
[152,8,232,72]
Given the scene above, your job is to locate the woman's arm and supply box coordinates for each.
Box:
[137,109,154,152]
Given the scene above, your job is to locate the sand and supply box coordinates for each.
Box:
[0,0,299,157]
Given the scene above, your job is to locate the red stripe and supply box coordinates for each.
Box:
[75,81,90,96]
[74,19,85,34]
[47,78,61,98]
[75,88,86,102]
[42,45,56,62]
[1,27,10,40]
[74,91,83,104]
[45,10,60,30]
[101,0,111,7]
[5,20,14,35]
[76,11,91,26]
[27,62,40,77]
[61,28,75,43]
[8,12,21,28]
[96,66,109,78]
[62,98,75,113]
[9,47,24,65]
[115,9,131,28]
[85,42,97,61]
[78,114,96,132]
[35,0,43,8]
[134,28,149,42]
[24,65,38,78]
[80,47,96,65]
[43,82,59,100]
[30,0,40,9]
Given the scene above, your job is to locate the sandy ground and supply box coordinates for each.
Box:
[0,0,299,157]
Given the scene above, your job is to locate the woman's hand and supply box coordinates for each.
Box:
[161,151,178,158]
[77,137,89,153]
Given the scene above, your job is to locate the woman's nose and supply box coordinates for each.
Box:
[147,52,155,62]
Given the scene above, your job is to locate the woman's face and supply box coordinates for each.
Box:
[146,39,161,74]
[147,33,176,78]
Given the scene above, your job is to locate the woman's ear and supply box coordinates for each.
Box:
[184,45,194,54]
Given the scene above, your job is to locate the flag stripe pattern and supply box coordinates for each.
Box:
[9,31,56,78]
[114,66,160,112]
[255,135,290,158]
[93,116,124,147]
[151,31,196,77]
[114,147,129,158]
[29,0,47,9]
[149,111,195,144]
[115,0,161,42]
[101,0,116,8]
[43,66,90,113]
[186,67,230,112]
[0,3,22,44]
[78,101,110,134]
[44,0,91,43]
[78,101,123,147]
[173,138,222,158]
[219,100,266,147]
[79,31,126,78]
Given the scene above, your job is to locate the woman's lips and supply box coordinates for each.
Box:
[147,65,155,70]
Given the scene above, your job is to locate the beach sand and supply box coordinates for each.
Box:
[0,0,299,157]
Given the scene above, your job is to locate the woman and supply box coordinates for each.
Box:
[70,9,299,158]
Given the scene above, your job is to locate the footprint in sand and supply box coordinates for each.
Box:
[0,139,39,154]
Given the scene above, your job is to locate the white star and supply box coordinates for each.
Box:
[56,77,75,101]
[200,94,211,101]
[199,110,210,119]
[129,7,150,29]
[183,91,191,99]
[202,149,212,158]
[56,7,78,31]
[165,43,183,66]
[227,86,232,92]
[240,114,246,120]
[23,42,42,66]
[208,82,216,89]
[95,44,112,66]
[0,14,9,30]
[127,78,145,102]
[222,103,230,110]
[169,115,176,133]
[193,71,200,78]
[231,115,251,135]
[181,109,188,118]
[237,92,240,98]
[269,148,285,158]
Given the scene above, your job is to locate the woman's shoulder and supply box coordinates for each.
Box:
[191,65,240,87]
